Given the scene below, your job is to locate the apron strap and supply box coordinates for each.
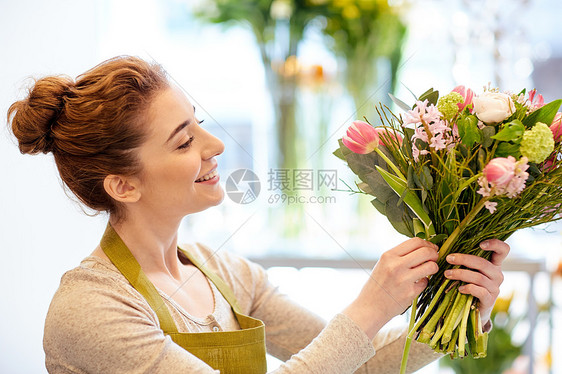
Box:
[100,223,179,333]
[177,246,243,315]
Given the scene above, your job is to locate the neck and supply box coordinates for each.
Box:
[109,213,183,280]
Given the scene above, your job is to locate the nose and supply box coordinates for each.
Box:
[200,127,225,160]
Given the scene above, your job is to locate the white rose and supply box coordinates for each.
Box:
[472,92,516,124]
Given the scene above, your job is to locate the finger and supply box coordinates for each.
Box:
[480,239,510,266]
[413,277,429,295]
[391,237,439,257]
[403,246,439,268]
[407,260,439,283]
[458,283,495,311]
[447,253,503,282]
[444,267,498,294]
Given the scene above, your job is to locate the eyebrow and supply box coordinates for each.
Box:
[166,106,196,144]
[166,119,192,144]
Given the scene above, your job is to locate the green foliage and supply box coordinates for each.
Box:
[492,120,525,142]
[418,88,440,105]
[523,99,562,127]
[458,115,481,147]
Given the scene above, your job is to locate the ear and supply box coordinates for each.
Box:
[103,174,141,203]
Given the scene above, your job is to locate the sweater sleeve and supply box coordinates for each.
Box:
[197,246,442,374]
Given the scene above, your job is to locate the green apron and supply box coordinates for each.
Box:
[100,224,267,373]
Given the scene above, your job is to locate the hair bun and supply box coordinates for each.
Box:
[7,75,74,154]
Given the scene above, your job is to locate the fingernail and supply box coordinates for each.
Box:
[444,270,453,277]
[447,255,455,263]
[480,241,489,249]
[458,286,465,293]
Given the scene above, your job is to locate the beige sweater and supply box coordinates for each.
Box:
[43,242,442,373]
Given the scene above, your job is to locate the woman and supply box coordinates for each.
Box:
[8,56,509,373]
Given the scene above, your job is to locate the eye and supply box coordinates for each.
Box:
[177,136,194,150]
[197,119,205,125]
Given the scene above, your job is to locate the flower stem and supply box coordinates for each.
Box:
[417,286,455,344]
[441,293,467,344]
[374,147,406,180]
[399,297,418,374]
[438,197,488,260]
[410,280,451,340]
[457,295,474,357]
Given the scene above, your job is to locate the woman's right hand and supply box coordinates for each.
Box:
[343,238,439,340]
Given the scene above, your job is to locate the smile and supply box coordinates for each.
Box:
[195,169,219,182]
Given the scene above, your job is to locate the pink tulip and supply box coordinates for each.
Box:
[452,85,474,112]
[342,121,380,154]
[550,112,562,142]
[483,157,515,186]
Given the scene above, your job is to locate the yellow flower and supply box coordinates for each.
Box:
[342,4,360,18]
[492,293,514,314]
[333,0,353,8]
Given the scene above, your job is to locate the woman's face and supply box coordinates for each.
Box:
[134,84,225,219]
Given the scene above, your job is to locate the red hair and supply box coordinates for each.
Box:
[7,56,169,218]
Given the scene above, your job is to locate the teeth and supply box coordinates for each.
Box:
[196,169,218,182]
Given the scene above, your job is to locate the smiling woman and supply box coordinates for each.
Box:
[7,56,510,374]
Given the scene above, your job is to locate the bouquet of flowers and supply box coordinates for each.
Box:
[334,85,562,372]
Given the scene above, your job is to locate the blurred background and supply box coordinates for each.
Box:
[1,0,561,372]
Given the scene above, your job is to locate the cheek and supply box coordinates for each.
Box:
[143,156,200,192]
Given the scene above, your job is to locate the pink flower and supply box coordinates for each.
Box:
[483,157,515,186]
[478,156,530,202]
[528,89,545,111]
[342,121,380,154]
[403,100,442,126]
[452,85,474,112]
[484,201,498,214]
[550,112,562,142]
[412,143,420,161]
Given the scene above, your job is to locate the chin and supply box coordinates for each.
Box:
[211,191,225,206]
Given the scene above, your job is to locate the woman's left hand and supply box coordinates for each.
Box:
[443,239,510,327]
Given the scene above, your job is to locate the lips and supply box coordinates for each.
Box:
[195,168,218,182]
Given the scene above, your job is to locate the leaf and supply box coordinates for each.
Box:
[477,148,487,171]
[362,170,397,202]
[492,120,525,142]
[371,198,386,215]
[420,166,433,190]
[418,88,439,106]
[388,93,411,112]
[412,218,426,237]
[458,115,481,147]
[429,233,447,244]
[481,126,496,148]
[345,149,380,176]
[495,142,521,158]
[384,195,415,237]
[356,182,373,195]
[376,166,435,235]
[522,99,562,127]
[337,138,353,157]
[407,165,416,189]
[333,147,345,161]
